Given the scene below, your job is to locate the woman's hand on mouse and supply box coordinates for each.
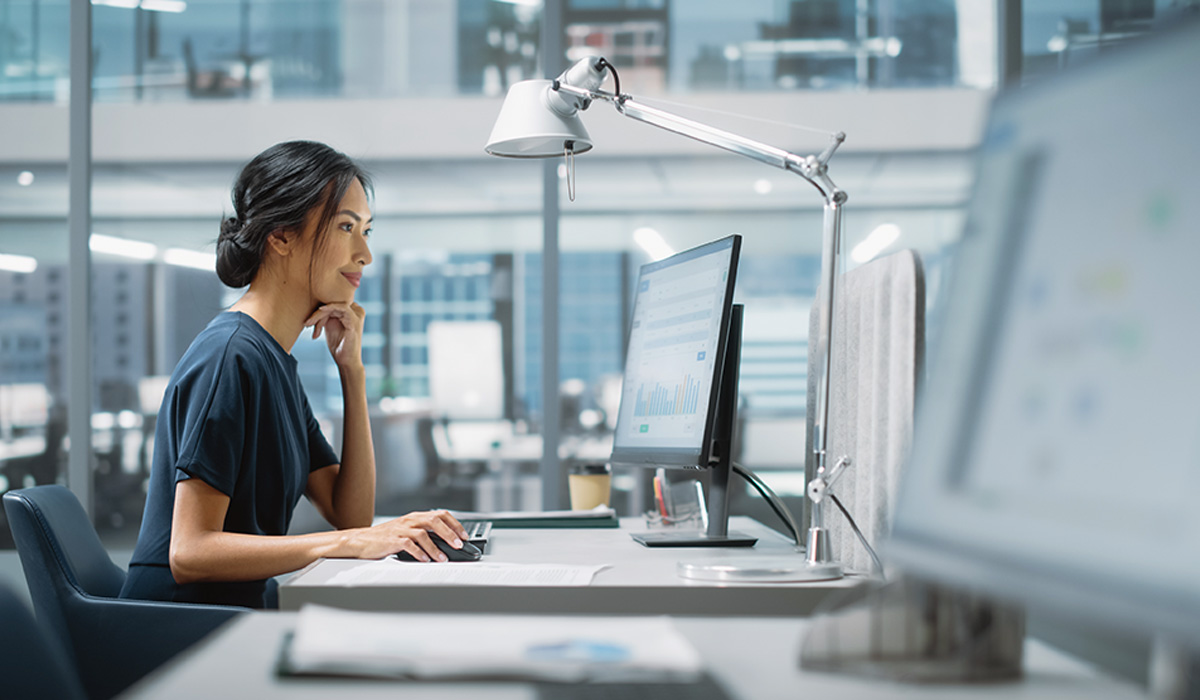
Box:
[347,509,468,562]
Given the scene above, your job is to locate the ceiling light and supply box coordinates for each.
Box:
[633,227,674,261]
[0,253,38,274]
[163,248,217,271]
[851,223,901,264]
[90,234,158,261]
[17,171,34,186]
[140,0,186,11]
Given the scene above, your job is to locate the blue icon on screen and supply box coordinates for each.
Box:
[697,351,706,361]
[640,280,650,292]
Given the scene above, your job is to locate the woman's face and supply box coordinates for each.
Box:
[307,177,373,305]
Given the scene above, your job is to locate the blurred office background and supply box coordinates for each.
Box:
[0,0,1191,552]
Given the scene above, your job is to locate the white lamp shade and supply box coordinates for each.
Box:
[485,80,594,158]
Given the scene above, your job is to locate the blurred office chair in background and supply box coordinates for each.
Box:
[0,580,87,700]
[804,249,925,573]
[3,485,247,700]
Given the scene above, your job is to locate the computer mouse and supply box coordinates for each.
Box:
[393,533,482,562]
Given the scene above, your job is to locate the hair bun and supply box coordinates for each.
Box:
[219,216,242,238]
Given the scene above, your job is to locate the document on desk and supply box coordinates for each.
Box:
[325,560,609,587]
[283,604,703,682]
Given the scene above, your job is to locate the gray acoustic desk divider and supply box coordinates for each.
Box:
[798,249,1024,681]
[804,248,925,573]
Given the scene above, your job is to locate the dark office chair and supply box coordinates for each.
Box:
[3,485,247,700]
[0,581,87,700]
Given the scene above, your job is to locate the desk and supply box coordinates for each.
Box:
[281,517,860,616]
[120,612,1145,700]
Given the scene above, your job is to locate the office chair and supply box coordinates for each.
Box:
[3,485,247,700]
[804,249,925,573]
[0,581,87,700]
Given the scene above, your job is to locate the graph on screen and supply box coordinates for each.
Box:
[614,239,735,453]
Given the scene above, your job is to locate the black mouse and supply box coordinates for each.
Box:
[393,533,482,562]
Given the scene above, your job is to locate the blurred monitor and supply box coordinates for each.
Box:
[138,376,171,416]
[889,24,1200,645]
[427,321,504,421]
[0,384,50,430]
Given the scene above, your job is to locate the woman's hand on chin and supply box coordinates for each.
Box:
[304,302,366,371]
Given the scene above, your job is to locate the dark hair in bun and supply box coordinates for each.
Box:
[216,141,373,288]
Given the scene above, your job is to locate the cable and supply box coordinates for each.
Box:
[731,461,803,547]
[596,57,621,99]
[829,493,885,578]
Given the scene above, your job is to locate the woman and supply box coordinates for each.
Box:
[121,141,467,609]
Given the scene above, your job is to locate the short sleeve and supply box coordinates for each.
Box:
[304,392,339,473]
[172,353,247,497]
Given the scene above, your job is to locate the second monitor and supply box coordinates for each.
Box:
[610,234,756,547]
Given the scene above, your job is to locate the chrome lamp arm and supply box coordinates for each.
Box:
[549,57,850,576]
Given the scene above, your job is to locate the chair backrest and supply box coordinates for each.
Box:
[0,581,87,700]
[3,485,127,660]
[805,249,925,572]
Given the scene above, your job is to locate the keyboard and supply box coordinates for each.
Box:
[460,520,493,546]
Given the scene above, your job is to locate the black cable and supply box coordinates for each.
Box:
[731,461,802,547]
[596,57,621,99]
[829,493,885,578]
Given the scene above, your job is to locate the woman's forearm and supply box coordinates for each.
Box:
[329,363,376,528]
[170,527,361,584]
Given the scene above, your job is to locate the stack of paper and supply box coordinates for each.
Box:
[283,604,703,682]
[450,505,619,529]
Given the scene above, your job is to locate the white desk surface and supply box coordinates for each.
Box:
[120,612,1146,700]
[280,517,862,616]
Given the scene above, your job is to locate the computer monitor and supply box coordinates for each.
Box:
[610,234,755,547]
[888,24,1200,647]
[427,320,505,421]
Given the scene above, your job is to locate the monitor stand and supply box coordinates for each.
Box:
[632,305,757,548]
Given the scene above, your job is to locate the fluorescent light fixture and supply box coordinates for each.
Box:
[91,0,187,11]
[753,178,773,195]
[851,223,901,264]
[633,227,674,261]
[163,248,217,271]
[0,253,38,273]
[17,171,34,187]
[90,234,158,261]
[140,0,186,11]
[491,0,540,5]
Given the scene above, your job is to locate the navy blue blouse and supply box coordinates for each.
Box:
[121,312,339,609]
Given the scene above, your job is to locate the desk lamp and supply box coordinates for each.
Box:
[486,57,850,581]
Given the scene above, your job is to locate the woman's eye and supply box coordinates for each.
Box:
[363,228,373,239]
[340,222,354,232]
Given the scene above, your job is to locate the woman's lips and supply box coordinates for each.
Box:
[342,272,361,288]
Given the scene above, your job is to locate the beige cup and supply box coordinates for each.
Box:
[568,464,612,510]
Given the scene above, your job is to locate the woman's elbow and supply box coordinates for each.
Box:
[168,536,205,584]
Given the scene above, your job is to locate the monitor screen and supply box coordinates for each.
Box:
[427,321,505,420]
[610,235,741,469]
[889,24,1200,643]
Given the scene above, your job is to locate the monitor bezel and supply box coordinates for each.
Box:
[608,234,742,470]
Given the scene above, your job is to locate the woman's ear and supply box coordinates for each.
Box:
[266,229,293,257]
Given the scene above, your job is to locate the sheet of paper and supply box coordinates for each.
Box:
[325,560,609,587]
[287,604,702,682]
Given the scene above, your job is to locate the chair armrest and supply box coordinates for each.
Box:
[63,594,249,700]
